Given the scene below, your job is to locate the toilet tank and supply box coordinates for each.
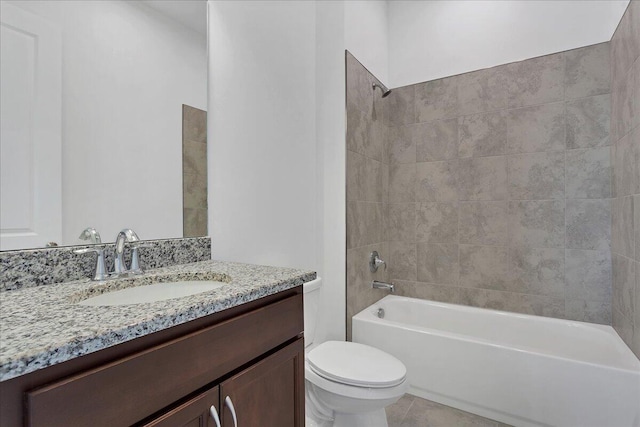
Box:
[303,277,322,348]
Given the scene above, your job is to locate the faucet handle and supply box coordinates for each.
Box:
[78,227,102,244]
[74,246,108,281]
[129,242,152,274]
[369,251,386,273]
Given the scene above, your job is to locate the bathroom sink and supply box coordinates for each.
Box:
[78,280,227,306]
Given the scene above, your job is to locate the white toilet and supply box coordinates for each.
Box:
[303,278,408,427]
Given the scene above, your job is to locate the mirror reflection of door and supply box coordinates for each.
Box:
[0,3,62,250]
[0,1,207,250]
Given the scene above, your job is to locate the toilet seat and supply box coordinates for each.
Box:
[307,341,406,388]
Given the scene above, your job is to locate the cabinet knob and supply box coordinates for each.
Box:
[209,405,221,427]
[224,396,238,427]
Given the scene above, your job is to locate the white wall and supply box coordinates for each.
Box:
[208,1,317,271]
[388,0,630,87]
[314,1,347,344]
[9,1,207,244]
[344,0,389,85]
[208,0,390,343]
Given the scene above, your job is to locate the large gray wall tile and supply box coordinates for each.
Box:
[393,280,461,304]
[389,241,417,281]
[566,249,612,301]
[613,254,635,321]
[566,94,610,149]
[565,147,611,199]
[633,61,640,131]
[458,111,507,158]
[389,163,416,203]
[613,307,634,347]
[566,199,611,250]
[507,103,565,154]
[614,196,635,259]
[458,288,565,318]
[506,53,564,108]
[183,172,207,209]
[388,203,416,242]
[346,201,384,249]
[508,200,565,248]
[183,208,207,238]
[634,260,640,354]
[616,132,638,196]
[346,52,373,116]
[565,299,611,324]
[564,43,610,99]
[346,150,366,202]
[459,201,508,245]
[388,125,416,164]
[346,107,370,155]
[458,67,508,116]
[416,202,458,243]
[415,76,460,123]
[459,244,509,290]
[183,105,207,144]
[415,119,458,162]
[509,247,565,297]
[416,243,459,285]
[364,157,388,202]
[611,69,635,142]
[385,85,416,126]
[507,151,565,200]
[636,195,640,262]
[458,156,507,200]
[183,139,207,178]
[611,2,637,89]
[416,161,458,202]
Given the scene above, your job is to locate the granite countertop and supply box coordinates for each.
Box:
[0,260,316,382]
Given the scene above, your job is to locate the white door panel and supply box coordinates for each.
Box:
[1,2,61,250]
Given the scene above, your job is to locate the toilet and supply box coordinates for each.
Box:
[303,278,408,427]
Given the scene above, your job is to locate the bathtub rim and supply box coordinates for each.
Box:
[353,295,640,374]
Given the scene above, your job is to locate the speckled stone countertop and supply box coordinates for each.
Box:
[0,260,315,381]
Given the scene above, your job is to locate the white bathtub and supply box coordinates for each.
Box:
[352,295,640,427]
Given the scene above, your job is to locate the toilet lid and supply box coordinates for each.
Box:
[307,341,406,388]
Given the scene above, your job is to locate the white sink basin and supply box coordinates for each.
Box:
[78,280,227,306]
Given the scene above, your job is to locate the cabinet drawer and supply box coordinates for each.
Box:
[26,294,303,427]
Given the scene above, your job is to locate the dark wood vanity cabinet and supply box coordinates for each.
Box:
[143,339,304,427]
[0,288,305,427]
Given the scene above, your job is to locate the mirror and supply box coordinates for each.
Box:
[0,0,208,250]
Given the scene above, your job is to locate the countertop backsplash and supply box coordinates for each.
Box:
[0,237,211,292]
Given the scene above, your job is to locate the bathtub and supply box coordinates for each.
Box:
[352,295,640,427]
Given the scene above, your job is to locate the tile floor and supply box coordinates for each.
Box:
[386,394,512,427]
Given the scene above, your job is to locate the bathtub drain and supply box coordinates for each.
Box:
[377,308,385,318]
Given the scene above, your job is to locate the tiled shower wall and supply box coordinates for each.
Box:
[611,0,640,357]
[346,42,614,333]
[383,43,612,324]
[346,52,389,338]
[182,105,208,237]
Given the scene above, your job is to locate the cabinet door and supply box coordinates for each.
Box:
[142,386,221,427]
[220,338,305,427]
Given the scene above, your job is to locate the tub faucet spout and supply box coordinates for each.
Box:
[372,280,395,293]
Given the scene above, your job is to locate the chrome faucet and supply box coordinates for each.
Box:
[372,280,395,293]
[369,251,386,273]
[74,246,108,281]
[114,229,140,275]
